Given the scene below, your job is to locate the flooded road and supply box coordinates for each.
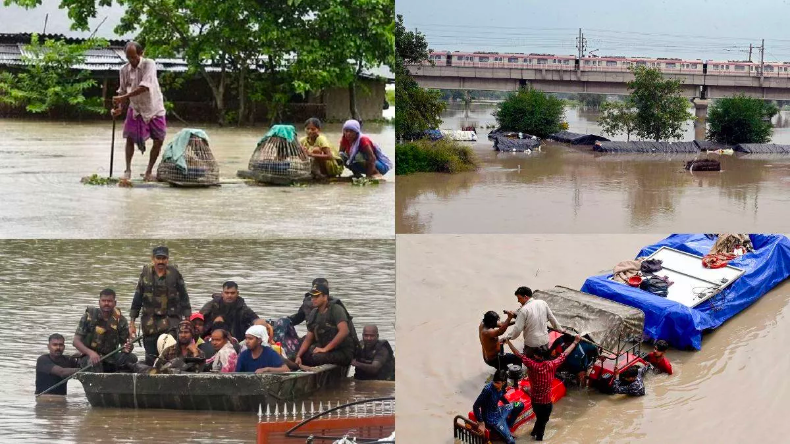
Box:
[0,120,394,238]
[0,239,394,443]
[396,103,790,234]
[396,234,790,443]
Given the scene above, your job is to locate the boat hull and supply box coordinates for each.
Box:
[75,365,348,411]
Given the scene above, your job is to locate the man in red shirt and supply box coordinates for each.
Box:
[514,334,581,441]
[644,340,673,375]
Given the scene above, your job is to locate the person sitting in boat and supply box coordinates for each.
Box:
[503,287,561,359]
[235,325,289,373]
[644,340,672,375]
[300,118,343,179]
[514,335,581,442]
[471,370,524,444]
[612,365,647,396]
[155,320,205,372]
[73,288,140,373]
[295,282,359,367]
[189,312,215,360]
[480,310,522,372]
[35,334,81,395]
[200,281,274,344]
[352,325,395,381]
[207,327,238,373]
[338,119,391,179]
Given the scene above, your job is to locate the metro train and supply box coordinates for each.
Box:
[425,50,790,77]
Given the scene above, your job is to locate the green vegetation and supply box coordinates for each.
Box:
[598,101,638,141]
[394,14,445,140]
[80,174,121,186]
[351,177,381,186]
[569,93,607,109]
[627,66,693,141]
[395,140,478,175]
[0,34,107,115]
[386,89,395,106]
[6,0,394,125]
[707,95,778,144]
[493,88,566,138]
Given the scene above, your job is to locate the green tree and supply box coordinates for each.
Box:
[598,100,637,141]
[493,87,565,138]
[0,34,107,115]
[707,95,778,144]
[575,93,606,108]
[627,66,693,141]
[394,14,445,139]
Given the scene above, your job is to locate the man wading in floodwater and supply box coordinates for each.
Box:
[111,41,167,181]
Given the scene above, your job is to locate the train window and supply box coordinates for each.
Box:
[479,57,489,62]
[537,59,547,64]
[563,60,570,65]
[606,61,617,66]
[457,56,463,61]
[690,64,697,69]
[636,61,646,66]
[584,60,591,65]
[765,66,774,72]
[508,57,518,63]
[735,65,745,71]
[665,63,676,68]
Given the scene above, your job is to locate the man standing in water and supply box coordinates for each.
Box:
[111,41,167,181]
[503,287,561,358]
[352,325,395,381]
[129,246,191,365]
[35,334,81,395]
[479,310,521,371]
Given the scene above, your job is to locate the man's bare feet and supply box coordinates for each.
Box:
[371,173,384,180]
[123,170,131,180]
[143,172,155,182]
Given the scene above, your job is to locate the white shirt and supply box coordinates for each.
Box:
[117,58,166,122]
[506,298,560,347]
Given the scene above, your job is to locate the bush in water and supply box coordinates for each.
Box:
[395,140,478,175]
[707,94,779,145]
[494,88,566,138]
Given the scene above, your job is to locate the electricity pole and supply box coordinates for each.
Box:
[576,28,587,71]
[748,44,752,62]
[760,39,765,81]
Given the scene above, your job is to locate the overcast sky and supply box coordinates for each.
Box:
[0,0,129,39]
[397,0,790,62]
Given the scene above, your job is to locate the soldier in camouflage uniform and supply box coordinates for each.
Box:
[295,282,359,367]
[73,288,138,372]
[129,246,191,365]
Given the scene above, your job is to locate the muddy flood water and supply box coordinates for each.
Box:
[0,120,394,238]
[396,103,790,234]
[0,239,394,443]
[396,234,790,443]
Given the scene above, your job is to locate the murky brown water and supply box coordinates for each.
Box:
[0,239,394,443]
[397,103,790,234]
[0,120,394,238]
[396,234,790,443]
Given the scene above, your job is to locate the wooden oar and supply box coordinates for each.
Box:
[109,116,116,177]
[36,336,143,397]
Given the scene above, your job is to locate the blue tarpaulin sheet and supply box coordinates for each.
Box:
[580,234,790,350]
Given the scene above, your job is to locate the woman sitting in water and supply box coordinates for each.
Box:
[300,118,344,179]
[339,119,391,179]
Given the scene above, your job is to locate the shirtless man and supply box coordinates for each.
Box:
[479,310,522,371]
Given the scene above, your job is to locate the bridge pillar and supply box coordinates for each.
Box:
[692,98,710,142]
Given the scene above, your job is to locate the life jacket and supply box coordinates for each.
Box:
[139,264,185,336]
[306,298,360,353]
[83,306,123,355]
[355,340,395,381]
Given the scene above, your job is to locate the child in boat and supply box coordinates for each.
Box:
[299,118,343,179]
[339,119,391,179]
[612,365,647,396]
[644,340,673,375]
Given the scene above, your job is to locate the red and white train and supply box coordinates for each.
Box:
[425,51,790,77]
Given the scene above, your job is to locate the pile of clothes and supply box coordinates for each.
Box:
[612,258,673,297]
[702,234,754,269]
